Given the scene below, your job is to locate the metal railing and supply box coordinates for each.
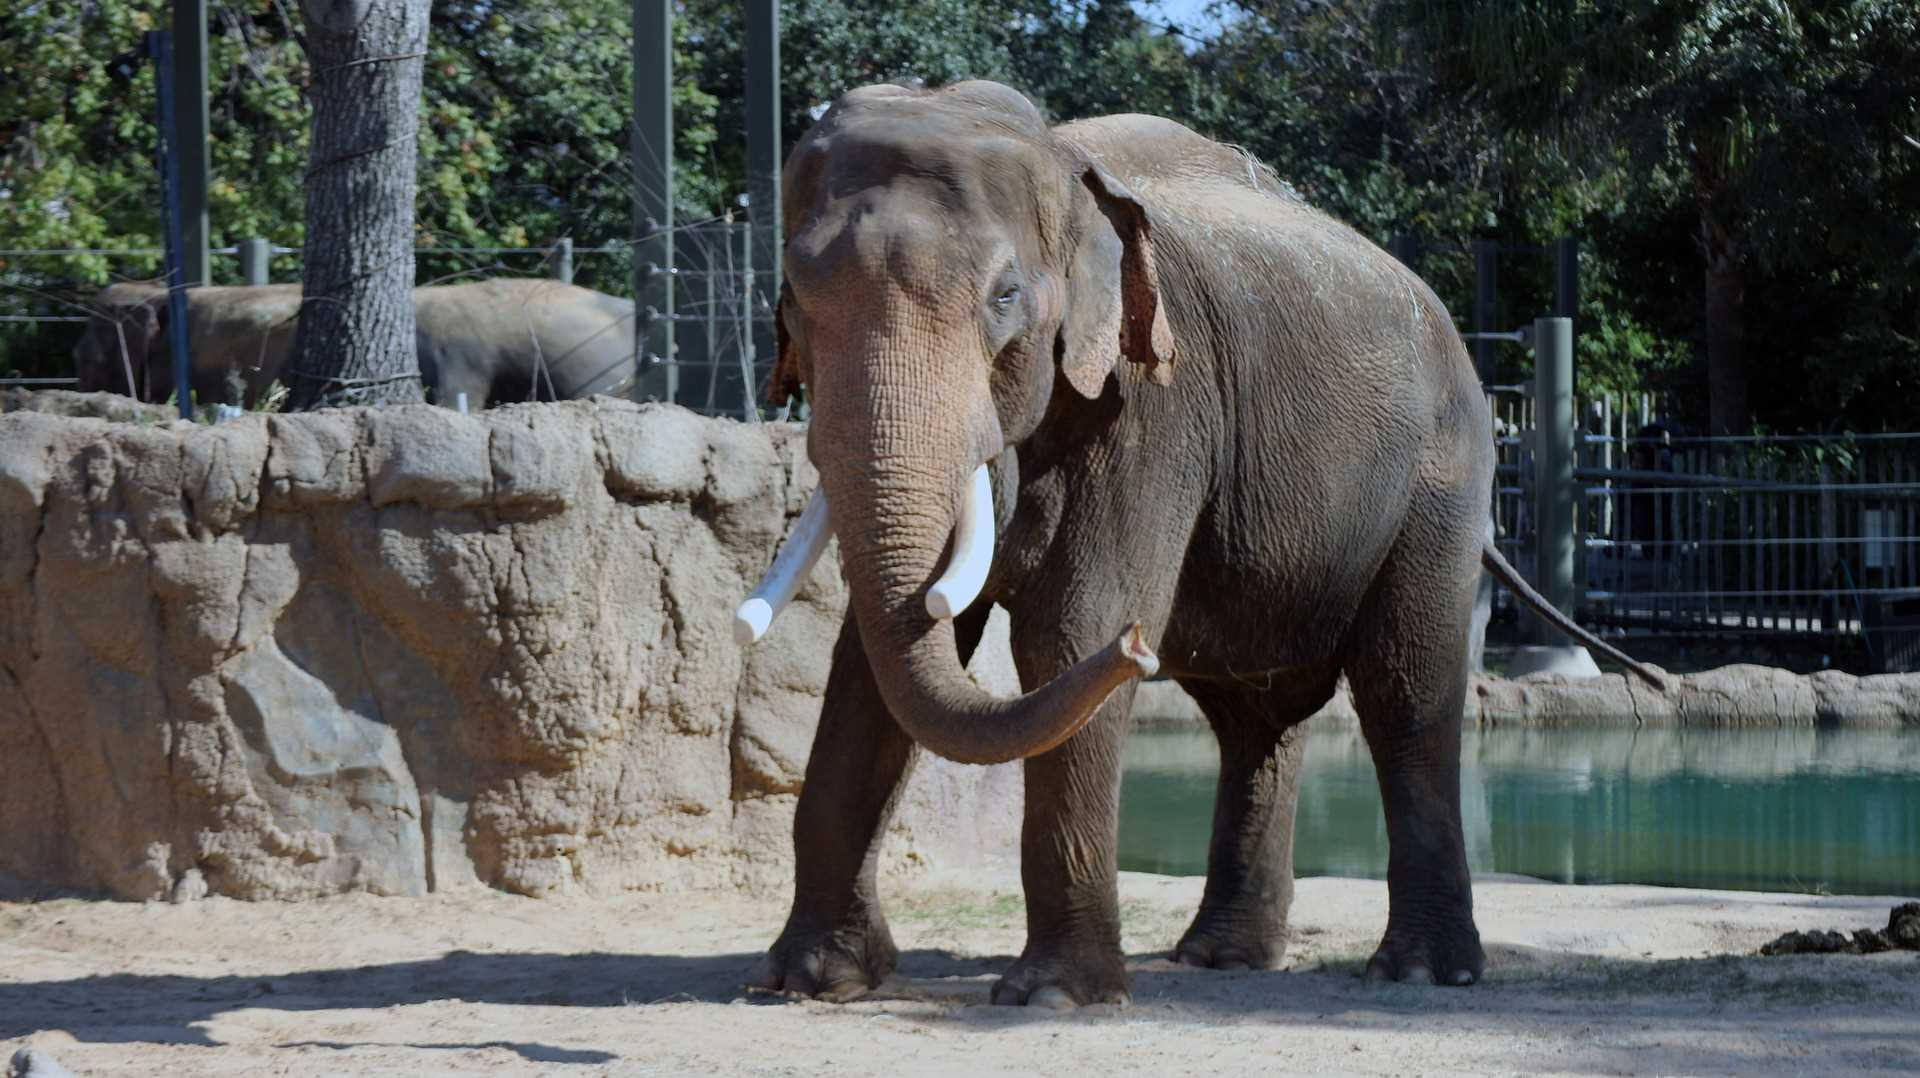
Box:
[1493,381,1920,668]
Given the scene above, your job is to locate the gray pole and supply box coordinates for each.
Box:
[550,237,574,283]
[238,237,270,285]
[739,214,758,421]
[745,0,781,402]
[632,0,675,403]
[1553,236,1579,322]
[172,0,210,286]
[1472,239,1497,384]
[1388,233,1417,273]
[1532,316,1577,643]
[149,31,194,420]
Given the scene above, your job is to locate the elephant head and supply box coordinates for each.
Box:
[72,282,166,399]
[757,82,1176,765]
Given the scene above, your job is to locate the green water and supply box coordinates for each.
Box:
[1119,726,1920,895]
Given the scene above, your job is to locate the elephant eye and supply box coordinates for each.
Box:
[993,284,1020,307]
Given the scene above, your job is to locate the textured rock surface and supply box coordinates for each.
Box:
[1133,665,1920,727]
[2,387,178,424]
[0,400,1018,901]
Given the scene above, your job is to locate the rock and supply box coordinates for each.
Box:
[3,386,175,424]
[1889,902,1920,949]
[1852,928,1892,954]
[1756,905,1920,957]
[8,1047,77,1078]
[1758,929,1856,956]
[0,400,1009,901]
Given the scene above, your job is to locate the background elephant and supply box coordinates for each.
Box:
[748,81,1658,1008]
[73,281,301,405]
[73,277,637,409]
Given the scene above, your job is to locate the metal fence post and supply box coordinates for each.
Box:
[1553,236,1579,322]
[172,0,209,287]
[745,0,781,390]
[632,0,674,404]
[738,213,758,422]
[1472,239,1498,384]
[549,237,573,283]
[1533,316,1576,643]
[149,31,194,420]
[239,237,270,286]
[1389,233,1418,274]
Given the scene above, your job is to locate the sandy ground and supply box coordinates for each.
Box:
[3,872,1916,1076]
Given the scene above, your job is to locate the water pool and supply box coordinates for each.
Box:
[1119,726,1920,895]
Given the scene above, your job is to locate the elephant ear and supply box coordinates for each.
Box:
[765,283,805,407]
[1059,166,1176,399]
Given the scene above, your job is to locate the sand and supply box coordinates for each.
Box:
[4,871,1916,1076]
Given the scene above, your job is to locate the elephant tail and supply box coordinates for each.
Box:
[1480,543,1668,691]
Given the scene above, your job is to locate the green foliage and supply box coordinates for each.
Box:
[3,0,1914,430]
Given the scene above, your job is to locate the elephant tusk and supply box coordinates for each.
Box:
[734,490,834,646]
[925,464,995,620]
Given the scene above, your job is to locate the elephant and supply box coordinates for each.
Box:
[72,277,638,409]
[72,281,301,405]
[737,80,1664,1007]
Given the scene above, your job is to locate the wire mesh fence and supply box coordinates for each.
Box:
[0,224,779,419]
[1492,389,1920,669]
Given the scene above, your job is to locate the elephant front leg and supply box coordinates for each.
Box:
[1169,680,1312,971]
[991,639,1138,1008]
[756,606,990,1001]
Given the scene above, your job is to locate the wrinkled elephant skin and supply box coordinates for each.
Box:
[758,81,1500,1007]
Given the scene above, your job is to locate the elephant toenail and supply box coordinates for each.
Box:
[1027,986,1078,1010]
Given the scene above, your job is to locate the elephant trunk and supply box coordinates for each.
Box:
[815,401,1155,766]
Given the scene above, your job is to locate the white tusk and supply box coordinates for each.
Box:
[734,490,834,646]
[925,464,994,620]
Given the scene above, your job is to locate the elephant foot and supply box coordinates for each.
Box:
[1363,916,1484,986]
[1173,914,1287,971]
[990,941,1130,1008]
[752,914,899,1002]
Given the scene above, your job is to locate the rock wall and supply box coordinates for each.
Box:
[1133,667,1920,727]
[0,400,1018,902]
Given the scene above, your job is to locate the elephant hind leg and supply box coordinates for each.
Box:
[1168,675,1331,971]
[1341,511,1486,987]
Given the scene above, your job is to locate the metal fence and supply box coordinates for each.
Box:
[1493,387,1920,669]
[0,224,779,419]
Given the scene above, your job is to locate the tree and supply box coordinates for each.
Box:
[1368,0,1920,434]
[285,0,431,409]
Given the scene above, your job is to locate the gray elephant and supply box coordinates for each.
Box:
[73,277,638,408]
[739,81,1662,1007]
[72,281,301,405]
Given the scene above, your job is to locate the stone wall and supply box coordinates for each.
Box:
[0,400,1018,902]
[1133,667,1920,727]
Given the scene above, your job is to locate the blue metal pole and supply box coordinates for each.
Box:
[149,30,194,420]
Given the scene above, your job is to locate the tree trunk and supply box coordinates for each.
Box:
[1702,234,1748,437]
[286,0,429,410]
[1692,150,1748,437]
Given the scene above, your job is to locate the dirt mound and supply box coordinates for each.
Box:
[1760,902,1920,955]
